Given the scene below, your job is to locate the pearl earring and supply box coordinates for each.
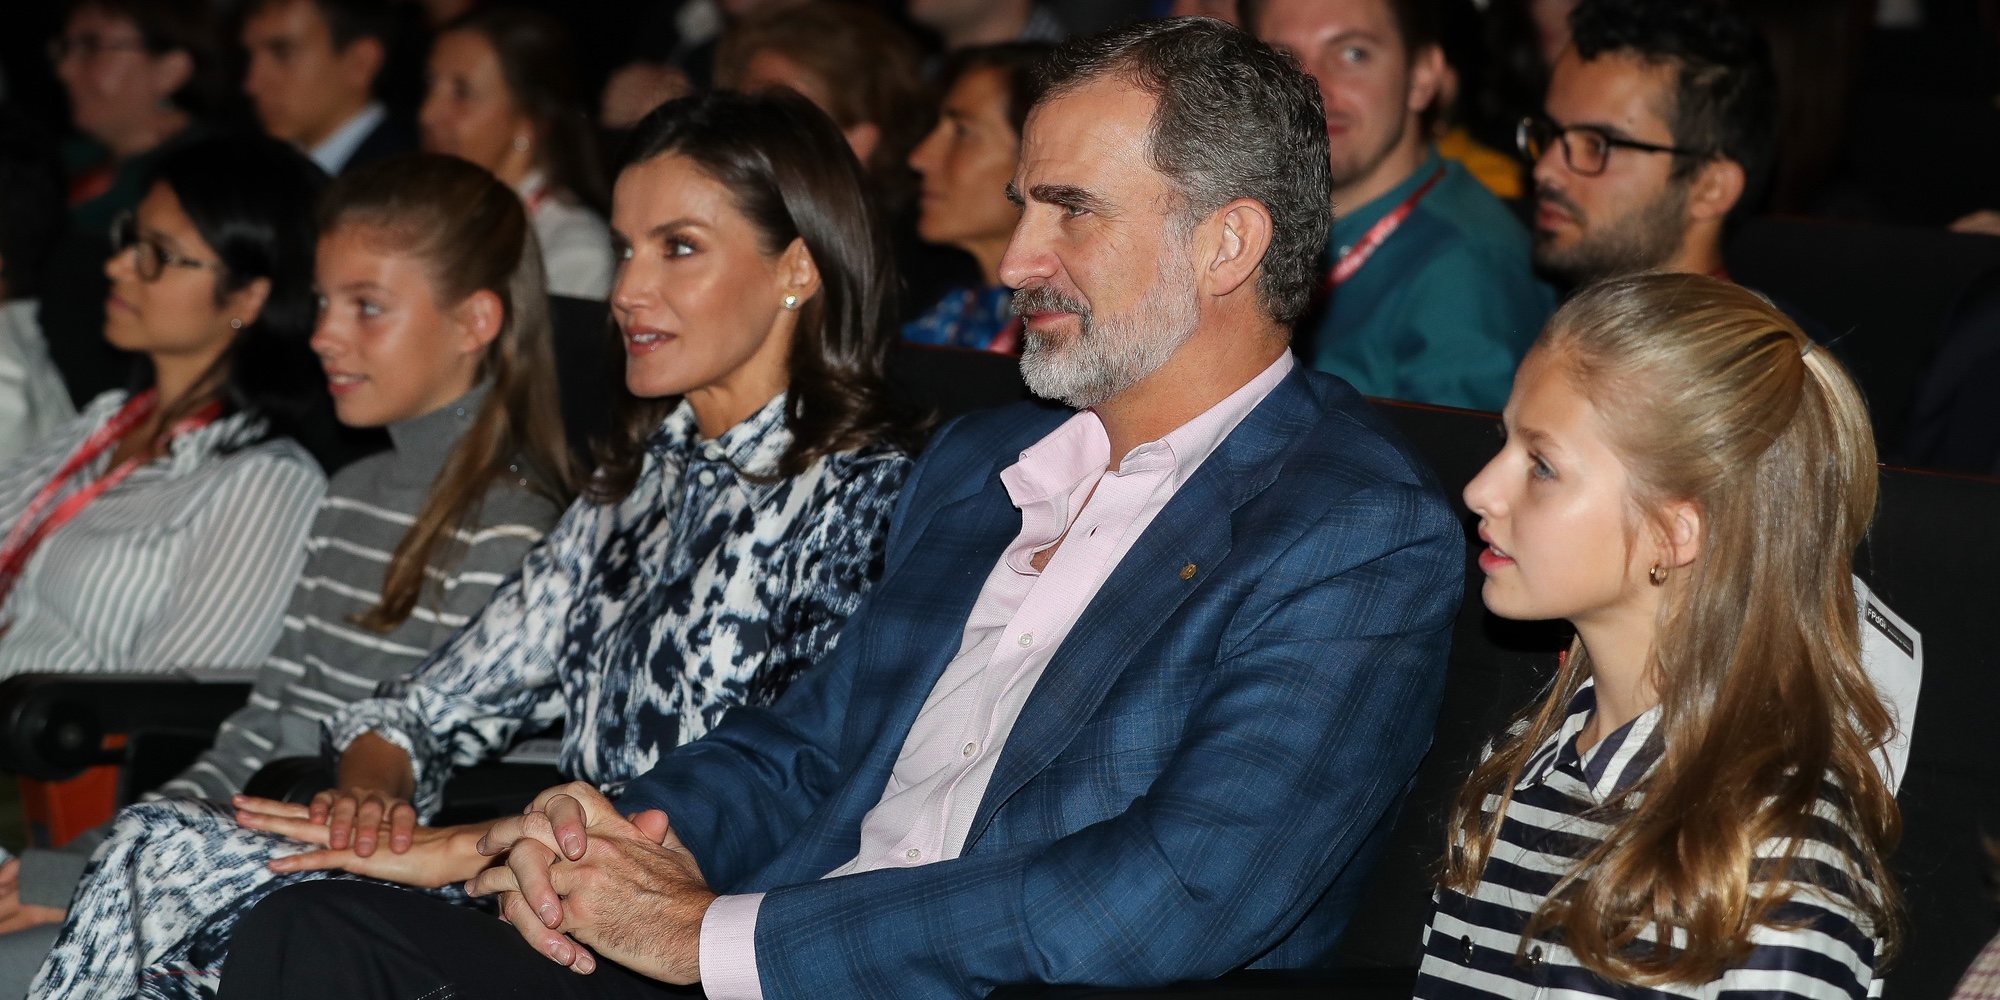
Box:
[512,134,531,153]
[782,294,799,311]
[228,317,243,330]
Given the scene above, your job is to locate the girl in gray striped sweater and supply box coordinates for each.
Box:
[9,155,575,996]
[1423,275,1902,1000]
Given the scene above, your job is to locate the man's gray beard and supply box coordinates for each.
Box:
[1016,270,1201,410]
[1533,180,1691,285]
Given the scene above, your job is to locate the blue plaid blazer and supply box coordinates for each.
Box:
[618,366,1464,997]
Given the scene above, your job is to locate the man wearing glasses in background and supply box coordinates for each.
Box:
[1521,0,1776,289]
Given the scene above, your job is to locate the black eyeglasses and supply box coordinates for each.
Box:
[110,211,227,283]
[1516,115,1706,177]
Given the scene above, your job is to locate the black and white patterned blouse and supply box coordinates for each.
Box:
[1417,681,1885,1000]
[325,393,913,817]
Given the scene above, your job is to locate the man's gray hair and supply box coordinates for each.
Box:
[1036,16,1333,325]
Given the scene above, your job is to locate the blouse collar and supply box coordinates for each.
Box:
[1515,678,1666,802]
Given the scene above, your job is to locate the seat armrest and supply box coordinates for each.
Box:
[0,673,253,780]
[241,755,336,805]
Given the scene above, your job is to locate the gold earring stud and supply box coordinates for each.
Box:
[1648,563,1668,586]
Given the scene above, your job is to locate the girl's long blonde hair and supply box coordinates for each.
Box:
[1442,273,1901,984]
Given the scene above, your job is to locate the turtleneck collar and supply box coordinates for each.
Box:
[384,381,491,484]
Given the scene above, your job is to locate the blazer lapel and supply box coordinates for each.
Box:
[961,371,1323,848]
[844,479,1017,768]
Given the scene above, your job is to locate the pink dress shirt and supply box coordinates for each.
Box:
[700,352,1296,999]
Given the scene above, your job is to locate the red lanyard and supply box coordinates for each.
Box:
[0,390,221,611]
[1322,166,1447,294]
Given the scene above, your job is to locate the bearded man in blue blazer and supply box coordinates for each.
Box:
[220,17,1464,999]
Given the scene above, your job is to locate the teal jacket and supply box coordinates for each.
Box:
[1308,149,1554,412]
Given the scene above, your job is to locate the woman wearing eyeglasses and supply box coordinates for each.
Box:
[0,132,335,681]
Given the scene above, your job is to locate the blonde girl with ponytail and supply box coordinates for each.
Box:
[1422,273,1900,999]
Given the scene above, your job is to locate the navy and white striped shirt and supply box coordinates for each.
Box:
[1417,681,1884,1000]
[0,392,324,678]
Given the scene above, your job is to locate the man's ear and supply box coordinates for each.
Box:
[776,237,823,308]
[1201,198,1272,302]
[450,288,505,356]
[1406,43,1447,121]
[150,50,194,102]
[223,276,273,331]
[338,36,386,94]
[1686,157,1746,224]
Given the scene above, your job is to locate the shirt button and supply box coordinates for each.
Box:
[1017,632,1032,647]
[1460,935,1474,964]
[1526,945,1543,969]
[904,848,920,862]
[696,469,717,486]
[962,742,977,758]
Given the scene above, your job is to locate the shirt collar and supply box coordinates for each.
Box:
[1000,351,1295,510]
[1330,146,1446,248]
[1515,678,1665,801]
[70,391,269,477]
[308,102,386,175]
[648,391,793,476]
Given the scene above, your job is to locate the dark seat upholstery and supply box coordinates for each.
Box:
[1724,218,2000,450]
[1900,267,2000,476]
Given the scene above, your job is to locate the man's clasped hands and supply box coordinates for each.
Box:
[231,782,713,983]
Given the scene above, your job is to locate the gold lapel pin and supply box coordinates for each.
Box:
[1179,563,1197,580]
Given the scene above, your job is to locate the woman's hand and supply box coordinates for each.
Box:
[0,860,63,934]
[233,797,494,889]
[303,784,418,856]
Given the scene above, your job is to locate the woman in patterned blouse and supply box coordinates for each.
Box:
[1421,275,1901,1000]
[42,92,921,999]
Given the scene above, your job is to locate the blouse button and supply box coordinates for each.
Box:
[904,848,921,862]
[1460,935,1473,964]
[1526,945,1543,969]
[697,469,717,487]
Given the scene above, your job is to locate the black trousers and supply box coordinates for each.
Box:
[217,880,702,1000]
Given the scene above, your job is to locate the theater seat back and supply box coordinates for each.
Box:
[1725,219,2000,450]
[1860,465,2000,999]
[1335,400,1567,969]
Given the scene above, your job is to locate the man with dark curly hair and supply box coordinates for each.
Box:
[1522,0,1776,286]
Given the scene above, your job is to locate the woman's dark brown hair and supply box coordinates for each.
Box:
[589,90,917,503]
[713,1,928,214]
[319,153,577,630]
[437,6,607,215]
